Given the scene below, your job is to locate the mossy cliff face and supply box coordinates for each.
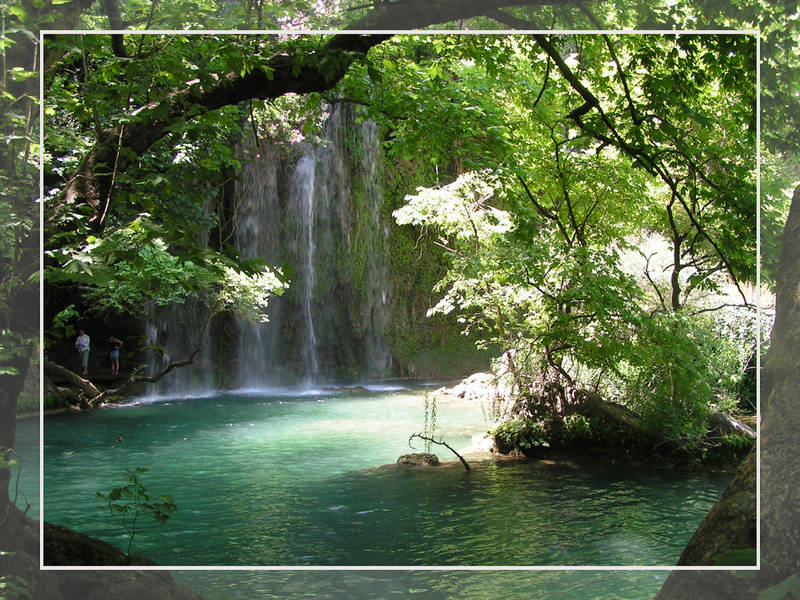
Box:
[382,146,494,378]
[144,102,488,391]
[221,103,388,384]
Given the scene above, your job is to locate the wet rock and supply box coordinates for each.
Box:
[1,504,205,599]
[397,452,440,466]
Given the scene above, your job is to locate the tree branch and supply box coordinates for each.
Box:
[101,0,127,57]
[409,433,471,471]
[516,174,572,244]
[532,33,750,305]
[638,249,668,313]
[57,34,390,233]
[348,0,589,30]
[43,360,102,406]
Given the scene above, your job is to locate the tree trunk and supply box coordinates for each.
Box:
[0,354,33,523]
[44,360,102,405]
[655,185,800,596]
[349,0,583,29]
[674,449,756,565]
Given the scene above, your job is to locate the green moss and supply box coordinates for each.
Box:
[16,394,39,414]
[381,154,489,375]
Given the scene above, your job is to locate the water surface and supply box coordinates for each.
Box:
[174,569,668,600]
[42,385,729,566]
[11,415,39,518]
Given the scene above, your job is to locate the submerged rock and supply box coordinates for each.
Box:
[397,452,440,466]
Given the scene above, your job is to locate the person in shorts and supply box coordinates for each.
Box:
[108,336,123,375]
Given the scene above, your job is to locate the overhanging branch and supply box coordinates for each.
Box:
[348,0,589,30]
[531,33,750,305]
[409,433,471,471]
[57,34,390,232]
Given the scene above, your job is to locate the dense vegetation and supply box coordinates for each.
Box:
[377,35,762,449]
[1,0,798,597]
[40,32,766,458]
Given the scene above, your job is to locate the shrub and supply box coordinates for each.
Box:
[492,418,547,454]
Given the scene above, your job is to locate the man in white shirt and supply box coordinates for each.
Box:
[75,329,90,376]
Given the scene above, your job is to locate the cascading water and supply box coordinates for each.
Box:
[232,146,282,387]
[146,103,392,394]
[145,300,215,397]
[358,118,392,376]
[292,153,320,383]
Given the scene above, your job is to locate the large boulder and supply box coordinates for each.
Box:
[571,392,644,431]
[432,372,507,404]
[44,522,155,567]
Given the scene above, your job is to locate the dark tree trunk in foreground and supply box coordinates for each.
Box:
[674,449,756,565]
[0,355,33,522]
[655,185,800,597]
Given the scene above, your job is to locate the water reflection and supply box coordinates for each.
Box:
[175,570,667,600]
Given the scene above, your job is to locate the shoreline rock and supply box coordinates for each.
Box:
[431,372,510,406]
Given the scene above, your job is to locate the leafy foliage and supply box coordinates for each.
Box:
[42,34,310,367]
[45,213,287,333]
[96,467,178,558]
[422,392,438,453]
[33,8,790,448]
[493,418,548,454]
[0,565,33,600]
[383,34,766,443]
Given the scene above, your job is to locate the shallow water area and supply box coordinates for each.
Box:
[42,382,730,566]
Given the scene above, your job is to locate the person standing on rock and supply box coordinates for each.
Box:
[108,335,123,375]
[74,329,90,376]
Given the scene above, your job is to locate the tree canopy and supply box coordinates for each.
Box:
[1,0,799,595]
[35,29,765,444]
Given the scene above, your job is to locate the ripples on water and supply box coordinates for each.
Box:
[174,570,668,600]
[38,386,730,568]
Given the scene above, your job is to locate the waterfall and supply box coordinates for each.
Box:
[232,146,281,387]
[358,118,391,376]
[145,103,391,394]
[292,154,320,382]
[145,300,215,397]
